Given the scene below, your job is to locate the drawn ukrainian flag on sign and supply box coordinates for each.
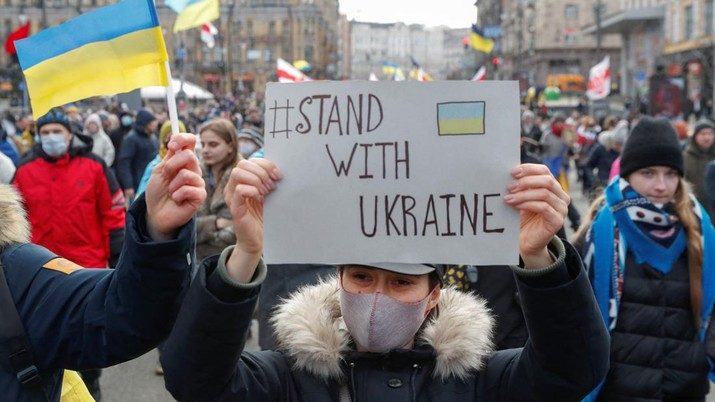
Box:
[437,101,485,136]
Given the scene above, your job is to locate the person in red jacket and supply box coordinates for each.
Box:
[12,107,127,398]
[13,107,126,270]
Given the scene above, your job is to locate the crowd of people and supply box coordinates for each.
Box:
[0,97,714,402]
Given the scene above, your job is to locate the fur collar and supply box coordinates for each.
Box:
[0,184,30,248]
[271,277,495,383]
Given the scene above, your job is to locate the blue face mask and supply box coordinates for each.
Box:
[121,116,133,127]
[240,142,258,158]
[41,133,68,157]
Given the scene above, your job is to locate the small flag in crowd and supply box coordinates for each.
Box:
[382,61,405,81]
[4,21,30,56]
[166,0,219,32]
[471,66,486,81]
[292,60,311,72]
[409,57,433,81]
[368,72,379,81]
[586,55,611,100]
[200,22,218,48]
[277,58,312,82]
[470,24,494,54]
[382,61,398,76]
[15,0,169,117]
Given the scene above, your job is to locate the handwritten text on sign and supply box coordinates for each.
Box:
[263,81,520,265]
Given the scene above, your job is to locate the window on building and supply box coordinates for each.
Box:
[565,4,578,20]
[564,33,578,44]
[268,21,275,36]
[595,4,606,19]
[305,45,314,63]
[706,0,714,35]
[684,5,693,39]
[202,47,211,67]
[672,6,680,41]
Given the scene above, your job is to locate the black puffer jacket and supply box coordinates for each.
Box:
[597,252,711,402]
[162,239,610,402]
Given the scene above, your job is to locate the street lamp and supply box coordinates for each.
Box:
[474,0,479,25]
[473,0,481,80]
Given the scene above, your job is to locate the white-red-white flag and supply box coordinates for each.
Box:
[471,66,486,81]
[586,56,611,100]
[201,22,218,49]
[277,58,313,82]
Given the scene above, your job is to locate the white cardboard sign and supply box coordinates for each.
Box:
[263,80,520,265]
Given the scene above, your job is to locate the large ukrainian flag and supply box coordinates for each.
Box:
[15,0,169,117]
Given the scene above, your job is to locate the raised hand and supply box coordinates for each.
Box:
[145,133,207,241]
[223,158,282,282]
[504,163,570,268]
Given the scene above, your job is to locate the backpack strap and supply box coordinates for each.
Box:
[0,244,48,402]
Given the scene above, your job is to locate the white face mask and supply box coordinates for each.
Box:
[339,287,433,353]
[40,133,68,157]
[240,142,258,158]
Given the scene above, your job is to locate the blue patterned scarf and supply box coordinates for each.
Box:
[582,177,715,401]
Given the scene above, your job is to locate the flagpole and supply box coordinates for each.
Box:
[164,60,181,138]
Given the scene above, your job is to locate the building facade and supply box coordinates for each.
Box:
[582,0,666,112]
[184,0,340,95]
[349,21,471,81]
[500,0,622,92]
[661,0,715,118]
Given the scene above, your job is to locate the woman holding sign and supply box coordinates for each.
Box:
[161,159,609,401]
[575,117,715,402]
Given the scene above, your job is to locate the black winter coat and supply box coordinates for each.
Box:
[597,251,712,402]
[162,239,610,402]
[116,128,158,191]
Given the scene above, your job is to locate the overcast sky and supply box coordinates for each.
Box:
[338,0,477,29]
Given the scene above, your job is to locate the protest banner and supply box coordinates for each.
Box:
[264,80,520,265]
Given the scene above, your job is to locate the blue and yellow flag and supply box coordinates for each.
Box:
[15,0,169,117]
[167,0,220,32]
[293,60,311,72]
[382,61,398,76]
[437,101,486,136]
[409,57,433,81]
[382,61,405,81]
[470,24,494,54]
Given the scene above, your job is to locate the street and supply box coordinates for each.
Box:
[100,170,715,401]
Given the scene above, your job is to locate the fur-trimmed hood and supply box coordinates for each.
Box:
[271,277,495,383]
[0,184,30,247]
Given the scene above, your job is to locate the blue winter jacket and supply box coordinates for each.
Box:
[0,195,195,402]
